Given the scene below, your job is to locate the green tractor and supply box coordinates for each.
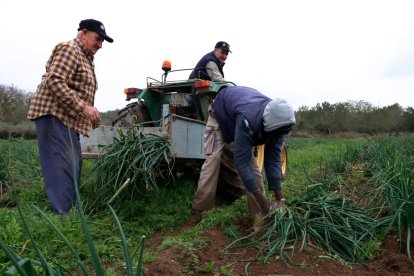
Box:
[80,61,288,179]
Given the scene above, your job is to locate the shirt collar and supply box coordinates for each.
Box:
[74,38,94,60]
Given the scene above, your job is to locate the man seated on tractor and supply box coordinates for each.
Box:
[189,41,231,81]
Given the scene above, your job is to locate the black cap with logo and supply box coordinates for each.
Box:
[78,19,113,43]
[215,41,231,53]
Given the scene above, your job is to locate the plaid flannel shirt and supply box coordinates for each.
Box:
[27,38,97,136]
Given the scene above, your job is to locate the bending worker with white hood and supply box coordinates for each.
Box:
[189,86,296,225]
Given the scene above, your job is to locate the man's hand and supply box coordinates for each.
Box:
[82,105,101,128]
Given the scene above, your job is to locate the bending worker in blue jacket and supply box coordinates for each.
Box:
[189,86,296,225]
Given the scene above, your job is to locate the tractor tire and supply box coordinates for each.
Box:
[256,142,288,180]
[111,101,151,127]
[280,143,288,180]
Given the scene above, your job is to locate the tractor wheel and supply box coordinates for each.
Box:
[256,142,288,180]
[280,143,288,180]
[111,101,151,127]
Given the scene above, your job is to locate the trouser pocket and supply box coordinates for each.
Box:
[204,125,215,155]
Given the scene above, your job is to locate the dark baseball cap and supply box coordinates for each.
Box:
[78,19,113,43]
[215,41,231,53]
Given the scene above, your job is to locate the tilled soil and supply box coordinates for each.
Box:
[143,227,414,276]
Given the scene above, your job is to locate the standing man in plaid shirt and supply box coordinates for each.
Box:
[27,19,113,214]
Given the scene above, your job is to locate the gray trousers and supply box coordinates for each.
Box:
[191,111,265,215]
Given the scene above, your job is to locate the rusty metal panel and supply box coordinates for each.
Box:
[80,115,206,160]
[80,126,123,158]
[80,125,164,158]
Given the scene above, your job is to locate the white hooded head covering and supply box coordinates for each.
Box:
[262,98,296,132]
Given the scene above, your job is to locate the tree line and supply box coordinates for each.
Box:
[295,101,414,135]
[0,84,118,139]
[0,84,412,138]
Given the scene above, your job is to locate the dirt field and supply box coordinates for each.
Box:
[144,225,414,275]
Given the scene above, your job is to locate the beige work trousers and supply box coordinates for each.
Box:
[191,111,265,215]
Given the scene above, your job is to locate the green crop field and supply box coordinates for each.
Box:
[1,136,413,274]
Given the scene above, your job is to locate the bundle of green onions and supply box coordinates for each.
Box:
[86,127,174,209]
[227,184,383,264]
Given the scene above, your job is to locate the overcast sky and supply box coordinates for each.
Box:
[1,0,413,112]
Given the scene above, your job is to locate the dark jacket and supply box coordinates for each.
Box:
[212,86,296,192]
[189,52,224,80]
[212,86,270,143]
[233,113,285,192]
